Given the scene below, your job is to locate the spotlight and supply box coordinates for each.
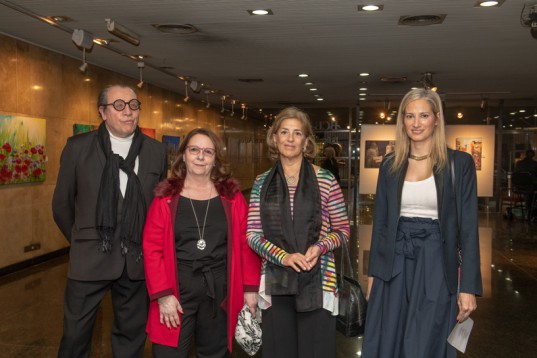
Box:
[137,61,144,88]
[79,62,88,72]
[105,19,140,46]
[137,81,144,89]
[422,72,438,92]
[183,81,189,102]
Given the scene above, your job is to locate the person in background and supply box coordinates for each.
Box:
[247,107,350,358]
[143,128,261,357]
[362,88,482,358]
[321,145,341,183]
[52,84,168,357]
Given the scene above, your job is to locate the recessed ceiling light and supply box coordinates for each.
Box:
[248,9,274,15]
[359,87,368,91]
[316,98,324,101]
[305,82,313,85]
[298,73,309,78]
[313,94,321,97]
[359,93,367,96]
[309,88,318,91]
[358,5,384,12]
[359,72,370,77]
[475,1,504,7]
[359,97,366,101]
[519,109,526,113]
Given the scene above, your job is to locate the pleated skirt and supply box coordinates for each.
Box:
[362,217,458,358]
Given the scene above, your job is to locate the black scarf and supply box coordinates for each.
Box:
[96,122,146,262]
[260,158,323,312]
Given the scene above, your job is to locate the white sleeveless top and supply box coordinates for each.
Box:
[400,175,438,219]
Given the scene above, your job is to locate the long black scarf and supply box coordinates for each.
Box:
[96,122,146,262]
[260,158,323,312]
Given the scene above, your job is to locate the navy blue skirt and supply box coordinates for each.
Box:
[362,217,458,358]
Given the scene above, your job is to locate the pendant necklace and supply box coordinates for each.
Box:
[409,153,430,161]
[187,185,213,250]
[285,175,297,185]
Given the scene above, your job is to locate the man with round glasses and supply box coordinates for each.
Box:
[53,84,168,357]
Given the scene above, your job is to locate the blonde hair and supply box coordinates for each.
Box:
[266,106,317,160]
[391,88,448,173]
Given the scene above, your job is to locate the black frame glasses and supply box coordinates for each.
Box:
[186,145,216,157]
[103,99,141,111]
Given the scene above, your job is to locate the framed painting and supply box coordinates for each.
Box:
[0,114,46,185]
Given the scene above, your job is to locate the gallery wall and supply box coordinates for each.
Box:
[359,124,495,197]
[0,33,271,270]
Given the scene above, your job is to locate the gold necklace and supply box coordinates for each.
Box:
[409,153,430,161]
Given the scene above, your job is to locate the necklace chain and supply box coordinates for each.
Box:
[409,153,430,161]
[187,185,213,250]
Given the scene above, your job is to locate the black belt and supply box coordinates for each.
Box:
[178,260,226,318]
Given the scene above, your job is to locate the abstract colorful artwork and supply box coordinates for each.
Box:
[0,114,47,185]
[456,137,482,170]
[162,135,181,170]
[73,123,97,135]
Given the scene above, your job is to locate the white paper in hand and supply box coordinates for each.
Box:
[447,317,474,353]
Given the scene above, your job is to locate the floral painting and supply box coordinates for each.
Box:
[0,114,47,185]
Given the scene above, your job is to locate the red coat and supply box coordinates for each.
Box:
[143,177,261,350]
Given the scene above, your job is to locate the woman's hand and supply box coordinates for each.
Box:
[283,253,312,272]
[305,245,322,267]
[244,292,259,318]
[457,292,477,322]
[158,295,183,329]
[366,277,374,301]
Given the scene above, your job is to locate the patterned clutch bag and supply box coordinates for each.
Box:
[234,304,262,356]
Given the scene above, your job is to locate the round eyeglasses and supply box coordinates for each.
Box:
[103,99,141,111]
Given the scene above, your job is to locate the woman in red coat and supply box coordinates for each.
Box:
[143,128,261,357]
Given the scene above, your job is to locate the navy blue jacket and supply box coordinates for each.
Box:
[368,148,483,296]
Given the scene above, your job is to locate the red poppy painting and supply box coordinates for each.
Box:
[0,114,46,185]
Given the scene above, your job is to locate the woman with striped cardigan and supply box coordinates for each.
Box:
[246,107,350,358]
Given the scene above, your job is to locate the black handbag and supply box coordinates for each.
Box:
[336,237,367,337]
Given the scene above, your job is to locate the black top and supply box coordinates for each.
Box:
[175,196,227,261]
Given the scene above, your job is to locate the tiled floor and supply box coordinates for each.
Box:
[1,208,536,357]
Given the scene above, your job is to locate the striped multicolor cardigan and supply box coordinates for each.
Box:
[246,166,350,314]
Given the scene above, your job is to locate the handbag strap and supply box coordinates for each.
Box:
[339,237,355,280]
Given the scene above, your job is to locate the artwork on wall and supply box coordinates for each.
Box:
[73,123,97,135]
[456,137,482,170]
[0,114,47,185]
[162,135,181,170]
[364,140,395,168]
[140,127,156,139]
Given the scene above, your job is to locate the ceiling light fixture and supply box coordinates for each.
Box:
[137,61,144,88]
[475,0,504,7]
[71,29,94,73]
[421,72,438,92]
[359,72,370,77]
[317,98,324,101]
[298,73,309,78]
[105,18,140,46]
[358,5,384,12]
[184,81,190,102]
[309,88,318,91]
[359,87,368,91]
[241,103,247,120]
[305,82,313,86]
[205,90,211,108]
[230,100,236,117]
[221,96,226,113]
[248,9,274,15]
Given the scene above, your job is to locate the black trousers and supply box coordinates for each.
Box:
[152,263,228,358]
[262,295,336,358]
[58,267,148,358]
